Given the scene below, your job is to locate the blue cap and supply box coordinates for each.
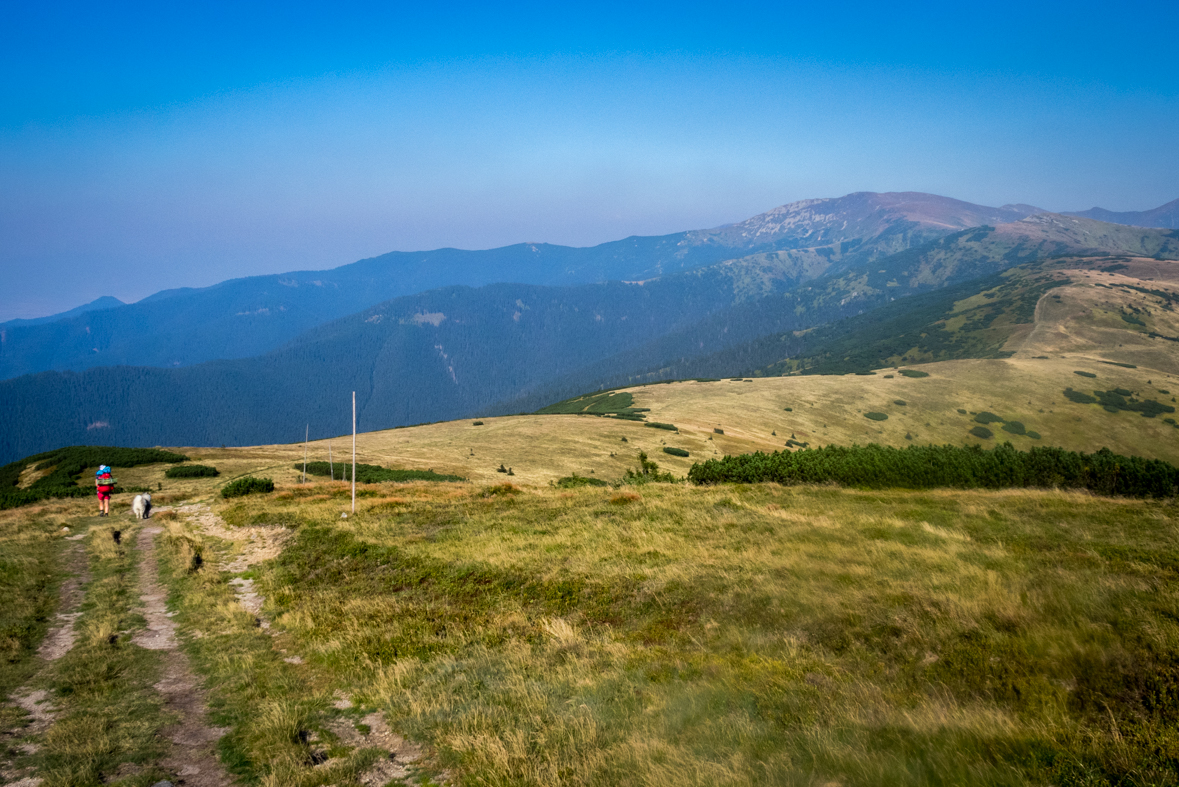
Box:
[97,465,110,474]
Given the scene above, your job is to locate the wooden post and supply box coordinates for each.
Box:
[351,391,356,514]
[302,424,308,484]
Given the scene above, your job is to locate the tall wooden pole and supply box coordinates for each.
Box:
[302,424,308,484]
[351,391,356,514]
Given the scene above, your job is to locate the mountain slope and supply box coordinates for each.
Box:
[3,214,1172,464]
[0,296,125,329]
[488,216,1179,409]
[0,192,1040,381]
[1067,197,1179,229]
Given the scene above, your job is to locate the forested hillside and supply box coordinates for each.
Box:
[491,217,1179,411]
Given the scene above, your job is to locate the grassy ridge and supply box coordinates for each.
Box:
[194,481,1179,786]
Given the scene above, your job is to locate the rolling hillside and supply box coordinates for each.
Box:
[490,215,1179,409]
[0,192,1036,380]
[3,215,1177,464]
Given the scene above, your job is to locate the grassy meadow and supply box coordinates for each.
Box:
[136,474,1177,786]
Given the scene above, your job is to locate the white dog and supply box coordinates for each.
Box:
[131,493,152,520]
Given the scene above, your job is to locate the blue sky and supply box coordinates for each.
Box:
[2,0,1177,320]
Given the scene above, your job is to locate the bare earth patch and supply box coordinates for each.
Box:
[326,701,439,786]
[176,503,290,629]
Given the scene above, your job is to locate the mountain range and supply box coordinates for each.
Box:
[2,189,1178,464]
[0,192,1039,380]
[1067,197,1179,229]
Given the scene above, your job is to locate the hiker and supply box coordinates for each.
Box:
[95,465,115,517]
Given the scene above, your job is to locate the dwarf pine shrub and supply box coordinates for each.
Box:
[688,442,1179,497]
[299,461,463,483]
[221,477,275,498]
[164,464,219,478]
[0,446,188,510]
[663,447,690,457]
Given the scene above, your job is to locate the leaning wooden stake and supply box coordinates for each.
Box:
[351,391,357,514]
[302,424,309,484]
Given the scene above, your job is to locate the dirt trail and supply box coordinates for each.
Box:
[133,526,231,787]
[176,504,290,629]
[168,505,445,784]
[36,538,89,661]
[1,533,91,786]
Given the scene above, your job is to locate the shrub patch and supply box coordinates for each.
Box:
[689,442,1179,497]
[165,464,219,478]
[221,477,275,498]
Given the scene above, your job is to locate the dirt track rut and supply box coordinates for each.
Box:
[134,526,231,787]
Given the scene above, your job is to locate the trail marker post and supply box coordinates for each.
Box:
[351,391,356,514]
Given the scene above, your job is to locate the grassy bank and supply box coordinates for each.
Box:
[190,480,1179,786]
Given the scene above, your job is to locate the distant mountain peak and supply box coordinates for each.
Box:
[690,191,1039,250]
[0,295,125,329]
[1065,197,1179,230]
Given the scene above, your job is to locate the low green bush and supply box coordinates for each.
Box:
[864,412,888,421]
[298,462,463,483]
[688,442,1179,498]
[645,422,678,431]
[164,464,219,478]
[472,421,484,426]
[554,475,608,488]
[1064,388,1097,404]
[663,447,690,457]
[898,369,930,378]
[893,400,907,406]
[1063,389,1175,417]
[1074,370,1097,378]
[970,426,994,439]
[714,428,724,435]
[1001,421,1027,435]
[1026,431,1042,439]
[974,412,1004,424]
[221,477,275,498]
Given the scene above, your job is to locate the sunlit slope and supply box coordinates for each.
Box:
[159,254,1179,486]
[170,356,1176,491]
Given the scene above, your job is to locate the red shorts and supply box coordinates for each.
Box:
[97,488,113,501]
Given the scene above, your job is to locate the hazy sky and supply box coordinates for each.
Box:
[2,1,1177,321]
